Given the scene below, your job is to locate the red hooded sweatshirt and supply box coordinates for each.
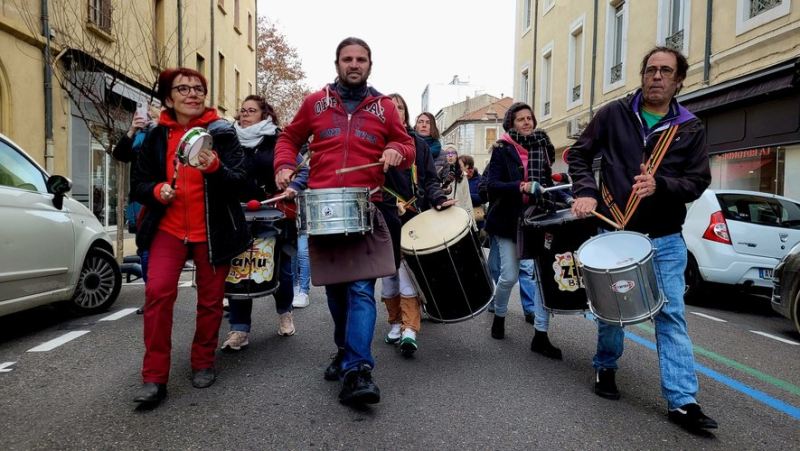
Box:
[274,85,415,196]
[154,108,222,244]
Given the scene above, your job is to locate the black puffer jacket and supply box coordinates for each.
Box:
[131,120,252,265]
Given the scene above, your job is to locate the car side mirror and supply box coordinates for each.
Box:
[46,175,72,210]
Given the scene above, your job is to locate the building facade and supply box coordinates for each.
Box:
[440,97,513,172]
[514,0,800,192]
[421,75,485,120]
[0,0,257,228]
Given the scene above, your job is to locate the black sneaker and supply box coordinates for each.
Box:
[668,403,718,430]
[324,347,345,381]
[491,315,505,339]
[594,368,620,400]
[338,364,380,404]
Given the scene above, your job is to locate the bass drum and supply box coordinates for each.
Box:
[400,207,494,323]
[225,208,285,300]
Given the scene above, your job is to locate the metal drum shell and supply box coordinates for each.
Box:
[297,187,373,236]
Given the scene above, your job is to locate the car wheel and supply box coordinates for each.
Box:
[793,288,800,336]
[684,254,703,302]
[70,248,121,315]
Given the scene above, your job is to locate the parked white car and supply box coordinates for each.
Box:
[0,133,121,317]
[683,189,800,298]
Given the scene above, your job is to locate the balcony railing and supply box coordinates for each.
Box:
[610,63,623,84]
[751,0,782,18]
[572,85,581,102]
[665,29,684,52]
[543,101,551,116]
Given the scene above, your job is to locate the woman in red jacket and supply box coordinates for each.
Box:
[130,68,250,405]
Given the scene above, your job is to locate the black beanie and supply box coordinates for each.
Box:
[502,102,536,132]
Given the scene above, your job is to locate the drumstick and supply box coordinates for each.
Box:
[401,197,416,208]
[260,194,288,205]
[288,152,312,179]
[335,162,383,175]
[591,210,623,230]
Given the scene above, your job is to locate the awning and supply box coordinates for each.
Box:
[678,59,799,113]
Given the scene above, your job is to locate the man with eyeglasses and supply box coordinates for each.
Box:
[274,37,414,405]
[568,47,717,431]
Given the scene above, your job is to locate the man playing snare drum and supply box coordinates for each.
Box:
[275,37,415,405]
[569,47,717,431]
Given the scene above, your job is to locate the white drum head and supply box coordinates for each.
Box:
[577,231,653,270]
[178,127,213,166]
[400,206,471,255]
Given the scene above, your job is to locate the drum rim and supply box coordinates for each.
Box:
[576,231,654,270]
[178,127,212,165]
[400,207,472,255]
[298,187,371,197]
[523,208,578,226]
[587,290,666,326]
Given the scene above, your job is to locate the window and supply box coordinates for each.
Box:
[218,52,226,109]
[658,0,691,56]
[154,0,166,54]
[248,82,253,96]
[88,0,112,32]
[541,43,553,119]
[520,67,530,104]
[485,126,498,151]
[718,194,800,229]
[234,69,241,109]
[217,0,227,14]
[604,1,628,92]
[523,0,532,30]
[196,53,206,77]
[0,140,47,192]
[248,13,254,48]
[736,0,790,35]
[543,0,555,14]
[234,0,241,32]
[567,16,585,109]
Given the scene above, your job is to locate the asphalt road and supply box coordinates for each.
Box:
[0,277,798,450]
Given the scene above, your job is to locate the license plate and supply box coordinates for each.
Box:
[759,268,773,279]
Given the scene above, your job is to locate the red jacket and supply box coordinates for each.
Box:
[274,85,415,194]
[155,108,222,243]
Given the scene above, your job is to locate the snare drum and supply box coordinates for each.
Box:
[525,209,598,314]
[576,231,665,326]
[297,187,372,236]
[400,207,494,323]
[177,127,213,167]
[225,208,285,300]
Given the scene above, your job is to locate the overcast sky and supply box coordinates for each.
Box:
[256,0,516,120]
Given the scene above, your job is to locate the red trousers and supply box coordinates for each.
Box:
[142,230,229,383]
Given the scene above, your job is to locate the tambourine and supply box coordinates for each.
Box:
[177,127,213,167]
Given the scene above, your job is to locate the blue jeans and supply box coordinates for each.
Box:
[492,236,518,317]
[489,236,538,317]
[292,233,310,293]
[326,279,377,374]
[592,233,698,409]
[228,250,294,333]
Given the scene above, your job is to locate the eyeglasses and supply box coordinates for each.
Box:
[239,108,260,116]
[445,152,457,156]
[171,85,207,96]
[644,66,676,78]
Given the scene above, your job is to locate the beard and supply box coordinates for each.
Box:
[337,67,370,89]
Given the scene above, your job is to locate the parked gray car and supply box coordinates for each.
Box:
[771,241,800,334]
[0,133,121,317]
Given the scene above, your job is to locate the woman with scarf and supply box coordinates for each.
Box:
[131,68,251,404]
[484,102,564,358]
[220,95,309,352]
[414,112,445,172]
[380,93,455,356]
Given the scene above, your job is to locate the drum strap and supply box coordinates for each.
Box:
[601,124,679,228]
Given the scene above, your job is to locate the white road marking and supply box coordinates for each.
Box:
[123,282,146,286]
[27,331,90,352]
[0,362,16,372]
[750,330,800,346]
[179,281,193,287]
[690,312,728,322]
[99,308,139,321]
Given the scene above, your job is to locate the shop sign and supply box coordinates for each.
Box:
[714,147,772,162]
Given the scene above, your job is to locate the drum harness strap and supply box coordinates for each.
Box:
[601,124,679,229]
[381,164,419,213]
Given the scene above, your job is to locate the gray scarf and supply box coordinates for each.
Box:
[234,118,277,148]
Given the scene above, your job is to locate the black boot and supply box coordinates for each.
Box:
[491,315,505,339]
[338,363,380,404]
[324,347,345,381]
[133,382,167,404]
[594,368,621,400]
[530,330,563,359]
